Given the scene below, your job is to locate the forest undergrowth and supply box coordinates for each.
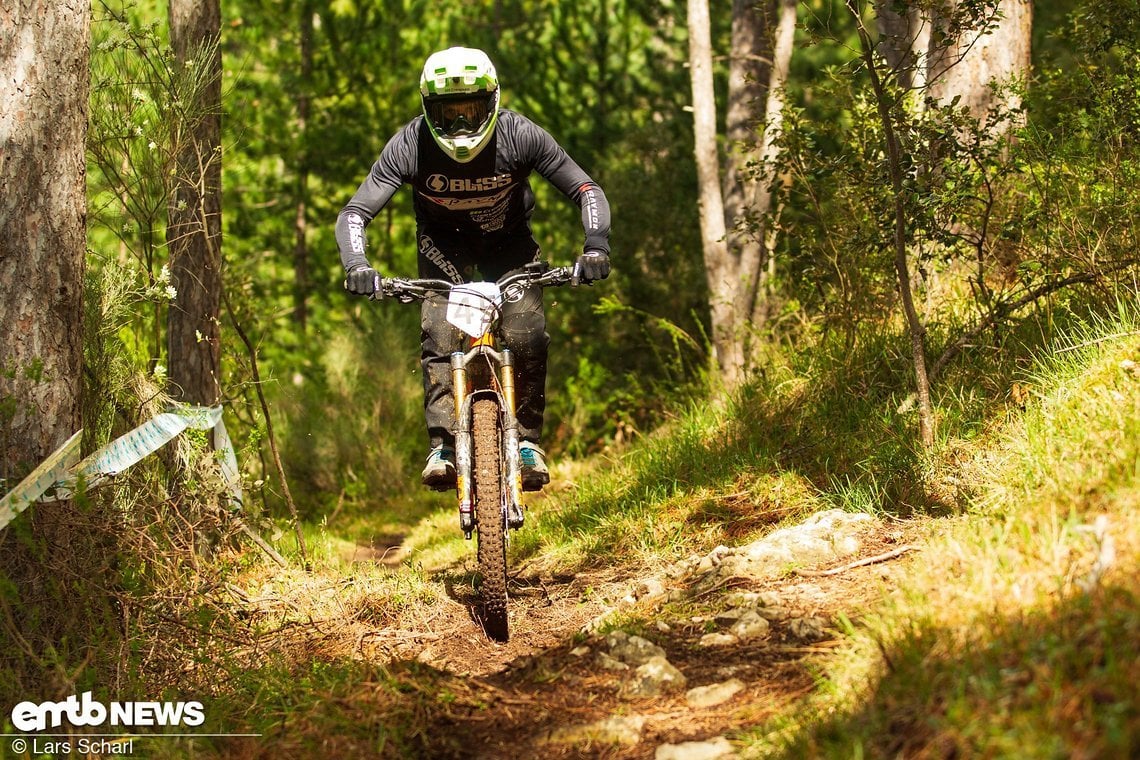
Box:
[8,289,1126,759]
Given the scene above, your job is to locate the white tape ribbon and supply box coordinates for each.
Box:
[76,405,223,487]
[0,404,243,532]
[0,431,82,532]
[213,417,243,507]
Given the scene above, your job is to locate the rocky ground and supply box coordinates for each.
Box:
[363,509,922,759]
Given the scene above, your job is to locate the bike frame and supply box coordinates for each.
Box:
[379,261,577,537]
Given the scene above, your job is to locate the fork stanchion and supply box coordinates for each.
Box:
[500,350,524,528]
[451,351,474,536]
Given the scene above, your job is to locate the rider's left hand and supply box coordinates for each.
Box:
[575,250,611,284]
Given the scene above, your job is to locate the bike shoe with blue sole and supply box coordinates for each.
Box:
[519,441,550,491]
[421,444,456,491]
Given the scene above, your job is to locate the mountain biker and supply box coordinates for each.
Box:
[336,46,612,492]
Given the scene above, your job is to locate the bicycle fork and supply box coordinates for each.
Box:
[451,347,525,540]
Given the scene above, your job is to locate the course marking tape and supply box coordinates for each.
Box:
[0,405,243,531]
[74,405,223,487]
[0,431,82,532]
[214,417,243,507]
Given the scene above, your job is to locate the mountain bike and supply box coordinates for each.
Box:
[379,261,579,641]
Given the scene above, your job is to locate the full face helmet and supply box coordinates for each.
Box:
[420,47,500,163]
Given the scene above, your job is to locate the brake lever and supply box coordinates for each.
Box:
[400,283,430,303]
[380,278,417,303]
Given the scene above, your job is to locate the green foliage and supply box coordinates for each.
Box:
[88,0,231,412]
[1014,0,1140,298]
[776,12,1025,346]
[551,298,707,457]
[269,304,426,518]
[770,0,1140,433]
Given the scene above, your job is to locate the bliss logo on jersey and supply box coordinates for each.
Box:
[426,173,512,194]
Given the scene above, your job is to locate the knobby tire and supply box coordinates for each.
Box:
[473,397,509,641]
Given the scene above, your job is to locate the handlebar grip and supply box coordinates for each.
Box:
[570,261,582,288]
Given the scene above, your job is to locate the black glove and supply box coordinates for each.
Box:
[574,250,611,284]
[344,265,380,298]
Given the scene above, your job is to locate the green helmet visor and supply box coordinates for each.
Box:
[424,93,495,138]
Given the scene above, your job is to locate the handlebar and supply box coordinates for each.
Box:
[376,262,579,303]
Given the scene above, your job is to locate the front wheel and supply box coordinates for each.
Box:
[472,397,509,641]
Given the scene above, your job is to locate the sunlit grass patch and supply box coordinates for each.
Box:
[395,504,473,571]
[740,310,1140,758]
[514,462,829,578]
[177,658,468,759]
[766,573,1140,759]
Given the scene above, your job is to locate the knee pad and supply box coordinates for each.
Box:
[500,312,548,353]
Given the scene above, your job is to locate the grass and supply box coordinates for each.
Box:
[739,305,1140,758]
[499,308,1027,580]
[140,657,465,759]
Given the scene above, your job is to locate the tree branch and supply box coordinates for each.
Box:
[930,260,1139,381]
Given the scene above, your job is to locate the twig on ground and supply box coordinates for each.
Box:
[795,545,917,577]
[359,629,446,642]
[229,513,288,567]
[689,575,752,599]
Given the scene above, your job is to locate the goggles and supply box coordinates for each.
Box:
[424,93,495,138]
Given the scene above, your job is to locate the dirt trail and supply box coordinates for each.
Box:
[357,515,921,759]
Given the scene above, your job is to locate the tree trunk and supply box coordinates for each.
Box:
[167,0,223,406]
[292,0,314,333]
[0,0,96,680]
[722,0,772,215]
[0,0,89,481]
[687,0,741,386]
[747,0,796,328]
[722,0,773,342]
[878,0,1033,120]
[927,0,1032,120]
[690,0,796,386]
[875,1,930,93]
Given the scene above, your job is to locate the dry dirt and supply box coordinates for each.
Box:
[335,518,923,759]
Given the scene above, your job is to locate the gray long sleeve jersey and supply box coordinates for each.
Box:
[336,109,611,272]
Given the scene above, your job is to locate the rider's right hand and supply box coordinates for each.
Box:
[574,250,611,284]
[344,265,381,298]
